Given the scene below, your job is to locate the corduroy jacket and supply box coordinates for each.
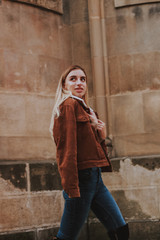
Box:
[53,97,112,198]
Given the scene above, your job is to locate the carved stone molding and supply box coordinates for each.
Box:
[114,0,160,8]
[4,0,63,14]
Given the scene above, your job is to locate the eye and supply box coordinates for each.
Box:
[81,77,86,82]
[70,77,76,81]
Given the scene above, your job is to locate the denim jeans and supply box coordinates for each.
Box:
[57,167,126,240]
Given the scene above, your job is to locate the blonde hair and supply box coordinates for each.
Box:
[49,65,88,138]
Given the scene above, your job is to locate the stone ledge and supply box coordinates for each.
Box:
[4,0,63,14]
[114,0,160,8]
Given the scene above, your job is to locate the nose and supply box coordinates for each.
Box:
[76,78,82,85]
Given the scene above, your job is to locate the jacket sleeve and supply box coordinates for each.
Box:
[53,104,80,198]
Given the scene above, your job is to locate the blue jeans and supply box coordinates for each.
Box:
[57,167,126,240]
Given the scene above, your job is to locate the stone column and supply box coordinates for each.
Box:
[88,0,111,135]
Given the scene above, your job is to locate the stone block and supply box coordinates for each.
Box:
[129,220,160,240]
[19,4,60,58]
[40,193,63,224]
[0,231,36,240]
[70,0,89,24]
[114,0,160,8]
[10,0,63,14]
[143,91,160,132]
[72,22,91,62]
[108,56,120,95]
[62,0,70,25]
[121,157,160,188]
[37,223,88,240]
[113,132,160,156]
[30,163,62,191]
[37,56,64,94]
[158,187,160,219]
[25,94,54,137]
[37,226,59,240]
[103,157,160,190]
[104,0,117,19]
[0,136,56,160]
[132,156,160,171]
[105,4,160,57]
[59,25,72,61]
[109,52,160,94]
[111,93,144,136]
[118,54,134,92]
[0,192,62,231]
[3,49,28,91]
[2,49,48,92]
[0,93,26,136]
[102,172,126,189]
[111,187,159,220]
[88,221,109,240]
[0,1,21,49]
[132,53,148,91]
[0,49,4,87]
[0,164,27,192]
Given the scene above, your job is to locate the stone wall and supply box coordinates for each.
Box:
[0,0,71,238]
[104,0,160,157]
[0,0,72,160]
[0,0,160,239]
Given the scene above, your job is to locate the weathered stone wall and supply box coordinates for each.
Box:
[105,0,160,157]
[0,0,70,238]
[0,0,93,239]
[0,0,72,160]
[103,1,160,238]
[0,160,63,239]
[103,156,160,239]
[0,0,160,239]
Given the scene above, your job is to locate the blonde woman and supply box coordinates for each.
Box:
[50,65,129,240]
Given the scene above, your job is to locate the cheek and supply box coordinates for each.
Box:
[65,82,74,90]
[84,84,87,91]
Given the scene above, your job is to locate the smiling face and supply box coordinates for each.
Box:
[64,69,87,99]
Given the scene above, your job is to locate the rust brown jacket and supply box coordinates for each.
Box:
[53,97,112,198]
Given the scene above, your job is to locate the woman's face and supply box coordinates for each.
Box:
[64,69,87,99]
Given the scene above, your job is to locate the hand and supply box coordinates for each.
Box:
[88,112,106,140]
[88,111,98,129]
[97,119,107,140]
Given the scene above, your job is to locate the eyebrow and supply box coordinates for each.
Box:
[69,75,86,78]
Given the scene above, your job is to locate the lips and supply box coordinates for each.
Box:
[75,88,83,92]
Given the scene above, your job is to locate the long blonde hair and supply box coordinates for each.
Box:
[49,65,88,137]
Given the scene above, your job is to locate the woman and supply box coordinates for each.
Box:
[50,65,129,240]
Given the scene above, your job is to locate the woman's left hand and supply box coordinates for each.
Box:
[97,119,107,140]
[88,112,106,140]
[88,111,98,129]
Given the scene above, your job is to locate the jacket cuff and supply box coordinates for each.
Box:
[67,188,80,198]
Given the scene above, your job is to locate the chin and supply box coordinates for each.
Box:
[74,93,83,98]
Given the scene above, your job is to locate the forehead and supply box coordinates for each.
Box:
[67,69,86,77]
